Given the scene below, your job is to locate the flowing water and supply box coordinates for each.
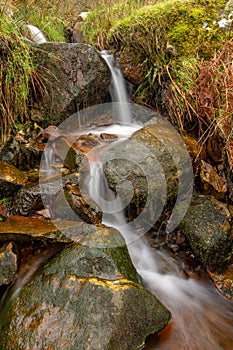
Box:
[82,128,233,350]
[25,24,47,43]
[101,51,132,124]
[0,52,233,349]
[80,53,233,349]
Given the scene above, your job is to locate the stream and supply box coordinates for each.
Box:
[47,51,233,349]
[1,50,233,349]
[70,122,233,350]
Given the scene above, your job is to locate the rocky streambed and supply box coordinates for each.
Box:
[0,110,232,349]
[0,39,232,349]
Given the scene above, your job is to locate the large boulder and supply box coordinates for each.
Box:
[31,42,110,127]
[0,227,171,350]
[180,193,233,272]
[103,120,193,232]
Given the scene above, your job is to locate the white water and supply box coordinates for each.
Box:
[101,51,132,124]
[26,24,47,43]
[40,147,57,176]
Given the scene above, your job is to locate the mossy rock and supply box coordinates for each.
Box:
[51,184,102,224]
[103,120,192,232]
[0,162,27,199]
[31,42,110,128]
[0,235,171,350]
[180,193,233,272]
[83,0,229,67]
[208,263,233,300]
[0,242,18,286]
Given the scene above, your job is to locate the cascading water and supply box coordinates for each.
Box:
[80,53,233,349]
[101,51,132,124]
[84,137,233,350]
[25,24,47,43]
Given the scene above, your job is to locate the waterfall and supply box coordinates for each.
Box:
[40,147,57,176]
[101,51,132,124]
[26,24,47,43]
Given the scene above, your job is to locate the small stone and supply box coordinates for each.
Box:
[100,133,118,141]
[0,242,18,286]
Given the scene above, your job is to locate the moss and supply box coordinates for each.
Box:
[83,0,231,125]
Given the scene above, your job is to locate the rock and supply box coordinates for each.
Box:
[71,134,100,153]
[0,215,127,246]
[119,46,147,84]
[100,132,118,141]
[0,123,43,171]
[0,162,27,199]
[11,182,55,217]
[180,193,233,272]
[51,184,102,224]
[52,136,78,171]
[12,184,43,216]
[200,160,228,199]
[31,42,110,127]
[208,264,233,300]
[0,216,94,243]
[0,242,18,286]
[0,230,171,349]
[41,125,61,141]
[0,204,8,220]
[103,120,192,232]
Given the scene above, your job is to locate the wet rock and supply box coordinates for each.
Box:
[100,132,118,141]
[181,134,206,173]
[119,46,147,84]
[180,193,233,272]
[103,120,192,231]
[200,160,228,199]
[0,124,43,171]
[0,216,96,243]
[31,42,110,127]
[72,134,100,153]
[0,216,125,246]
[41,136,87,174]
[11,182,54,217]
[51,184,102,224]
[53,136,78,171]
[12,184,43,216]
[0,230,171,350]
[41,125,62,141]
[0,242,18,286]
[0,204,8,220]
[208,264,233,300]
[0,162,27,199]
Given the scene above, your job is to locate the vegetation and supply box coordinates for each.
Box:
[0,0,72,144]
[83,0,233,168]
[0,0,232,168]
[0,13,38,144]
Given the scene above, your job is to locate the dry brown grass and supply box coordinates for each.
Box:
[193,40,233,168]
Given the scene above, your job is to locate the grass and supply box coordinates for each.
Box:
[0,0,83,144]
[83,0,233,168]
